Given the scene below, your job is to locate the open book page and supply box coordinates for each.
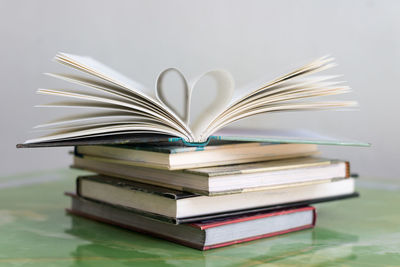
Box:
[26,89,189,142]
[26,53,194,144]
[25,104,190,144]
[33,112,160,129]
[154,57,354,142]
[55,53,191,135]
[198,57,356,140]
[55,53,155,98]
[24,53,357,144]
[156,69,235,141]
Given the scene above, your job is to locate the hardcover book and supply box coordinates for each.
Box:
[18,53,369,147]
[67,193,317,251]
[74,142,319,170]
[76,175,357,223]
[73,156,350,195]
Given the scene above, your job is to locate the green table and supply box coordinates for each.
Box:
[0,169,399,266]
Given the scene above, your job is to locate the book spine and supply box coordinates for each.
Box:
[175,192,358,224]
[168,136,217,147]
[68,190,179,224]
[312,207,317,226]
[345,161,351,178]
[76,177,82,196]
[74,146,84,158]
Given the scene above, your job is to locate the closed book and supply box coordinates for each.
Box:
[76,175,357,223]
[66,193,316,250]
[74,142,319,170]
[73,156,349,195]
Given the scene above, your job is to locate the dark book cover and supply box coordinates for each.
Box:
[75,175,359,224]
[66,193,316,250]
[17,128,370,148]
[17,133,174,148]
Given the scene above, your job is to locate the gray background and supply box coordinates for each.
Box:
[1,0,398,179]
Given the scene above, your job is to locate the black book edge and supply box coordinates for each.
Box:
[74,171,357,197]
[65,193,205,250]
[66,193,318,250]
[67,190,359,224]
[71,163,212,196]
[16,134,175,148]
[77,175,196,200]
[66,209,206,250]
[68,192,180,224]
[176,192,359,223]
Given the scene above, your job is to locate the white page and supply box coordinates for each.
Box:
[33,114,164,130]
[36,89,180,130]
[227,76,344,111]
[26,54,356,144]
[204,78,347,133]
[32,120,171,132]
[24,124,187,144]
[45,73,158,110]
[200,60,350,138]
[229,56,335,105]
[56,53,192,140]
[57,53,155,98]
[207,101,357,135]
[218,86,351,124]
[154,68,235,142]
[42,74,175,127]
[193,57,341,140]
[35,101,180,124]
[35,89,192,141]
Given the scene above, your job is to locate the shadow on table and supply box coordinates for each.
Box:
[64,215,359,266]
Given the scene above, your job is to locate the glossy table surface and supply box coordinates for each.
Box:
[0,169,399,266]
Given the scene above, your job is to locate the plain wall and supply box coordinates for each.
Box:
[0,0,399,179]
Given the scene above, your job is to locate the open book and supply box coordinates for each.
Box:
[20,53,365,147]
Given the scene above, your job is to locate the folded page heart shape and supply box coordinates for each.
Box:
[156,69,234,142]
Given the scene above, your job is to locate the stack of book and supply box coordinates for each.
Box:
[66,141,357,250]
[17,53,366,250]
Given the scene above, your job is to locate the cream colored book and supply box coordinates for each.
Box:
[72,156,350,195]
[76,174,355,219]
[75,142,318,170]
